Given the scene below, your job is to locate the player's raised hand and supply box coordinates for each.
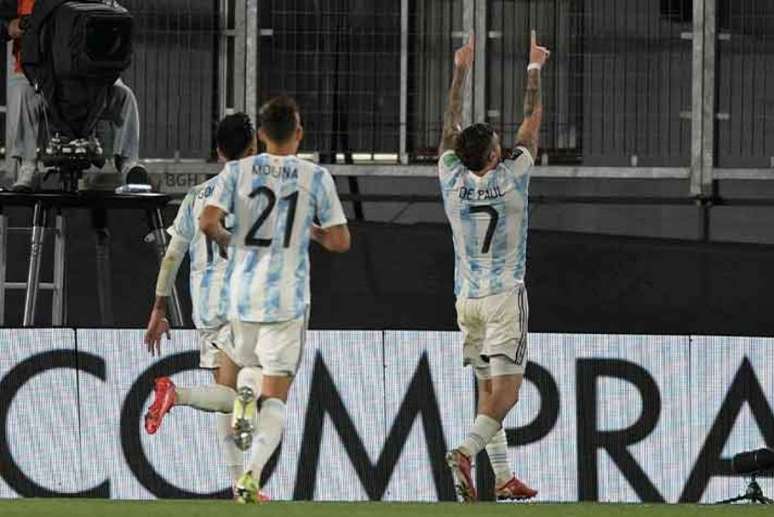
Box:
[454,33,475,70]
[529,30,551,68]
[144,308,171,356]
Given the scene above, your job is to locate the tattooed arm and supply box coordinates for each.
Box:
[440,34,474,154]
[515,30,550,160]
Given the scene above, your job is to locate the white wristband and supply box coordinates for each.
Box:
[527,63,542,72]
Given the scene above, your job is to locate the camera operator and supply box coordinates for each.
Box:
[1,0,149,191]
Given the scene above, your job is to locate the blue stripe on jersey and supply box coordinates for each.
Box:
[197,259,214,326]
[237,248,258,320]
[262,156,298,319]
[515,193,530,281]
[514,172,529,195]
[460,174,480,298]
[219,246,237,322]
[488,171,509,294]
[293,168,323,313]
[236,155,270,319]
[439,178,464,297]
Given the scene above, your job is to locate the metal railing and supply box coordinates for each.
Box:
[1,0,773,194]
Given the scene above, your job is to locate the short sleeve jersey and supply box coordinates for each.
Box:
[438,147,534,299]
[207,153,347,322]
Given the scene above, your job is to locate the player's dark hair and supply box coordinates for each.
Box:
[455,123,496,172]
[216,112,255,160]
[259,95,300,143]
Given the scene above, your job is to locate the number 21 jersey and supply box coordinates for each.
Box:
[438,147,533,299]
[208,153,347,322]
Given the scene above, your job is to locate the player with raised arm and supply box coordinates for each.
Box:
[142,113,258,494]
[199,96,350,504]
[440,32,549,502]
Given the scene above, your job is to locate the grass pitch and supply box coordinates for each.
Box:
[0,500,770,517]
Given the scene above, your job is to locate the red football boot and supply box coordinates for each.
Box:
[144,377,177,434]
[495,475,538,501]
[446,449,477,502]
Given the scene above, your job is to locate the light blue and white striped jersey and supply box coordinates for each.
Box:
[207,153,347,323]
[168,179,233,329]
[438,147,533,299]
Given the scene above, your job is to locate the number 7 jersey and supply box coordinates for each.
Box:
[207,153,347,323]
[438,147,533,299]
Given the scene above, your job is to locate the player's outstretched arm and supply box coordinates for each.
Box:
[440,33,474,154]
[311,223,351,253]
[515,30,550,160]
[144,235,188,355]
[200,205,231,258]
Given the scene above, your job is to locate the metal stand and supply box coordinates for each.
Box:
[0,203,66,327]
[0,209,6,324]
[0,191,180,327]
[23,202,48,326]
[92,208,114,325]
[717,477,773,505]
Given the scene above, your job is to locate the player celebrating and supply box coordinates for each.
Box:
[440,32,549,502]
[143,113,257,491]
[199,96,350,503]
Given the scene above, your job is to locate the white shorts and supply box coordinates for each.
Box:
[230,309,310,376]
[455,285,528,380]
[197,324,235,369]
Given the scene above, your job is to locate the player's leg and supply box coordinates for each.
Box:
[211,345,245,490]
[233,313,306,503]
[145,329,238,433]
[446,297,486,501]
[104,79,148,184]
[478,379,511,483]
[449,287,536,501]
[478,377,535,500]
[10,78,43,191]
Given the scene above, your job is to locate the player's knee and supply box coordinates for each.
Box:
[237,366,263,396]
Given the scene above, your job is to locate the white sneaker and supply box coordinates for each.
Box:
[114,156,149,185]
[11,164,39,192]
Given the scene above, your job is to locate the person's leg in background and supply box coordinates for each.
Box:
[9,75,44,191]
[103,78,148,185]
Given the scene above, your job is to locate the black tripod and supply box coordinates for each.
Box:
[41,135,105,192]
[717,476,773,504]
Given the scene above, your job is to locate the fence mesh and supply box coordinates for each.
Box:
[487,0,693,167]
[258,0,402,161]
[715,0,774,169]
[122,0,219,160]
[0,1,771,171]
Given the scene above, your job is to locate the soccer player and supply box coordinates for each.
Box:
[439,32,549,502]
[199,96,350,503]
[142,113,257,491]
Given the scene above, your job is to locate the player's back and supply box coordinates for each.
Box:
[170,179,232,329]
[438,148,534,299]
[210,153,343,323]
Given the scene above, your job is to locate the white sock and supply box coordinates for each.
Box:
[237,366,263,396]
[175,385,236,413]
[245,398,286,480]
[216,413,243,485]
[486,428,512,484]
[459,414,501,458]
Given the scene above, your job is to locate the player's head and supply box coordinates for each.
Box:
[216,112,257,161]
[455,123,502,173]
[258,95,303,152]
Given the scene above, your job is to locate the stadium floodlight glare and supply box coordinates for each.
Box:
[717,447,774,505]
[732,447,774,475]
